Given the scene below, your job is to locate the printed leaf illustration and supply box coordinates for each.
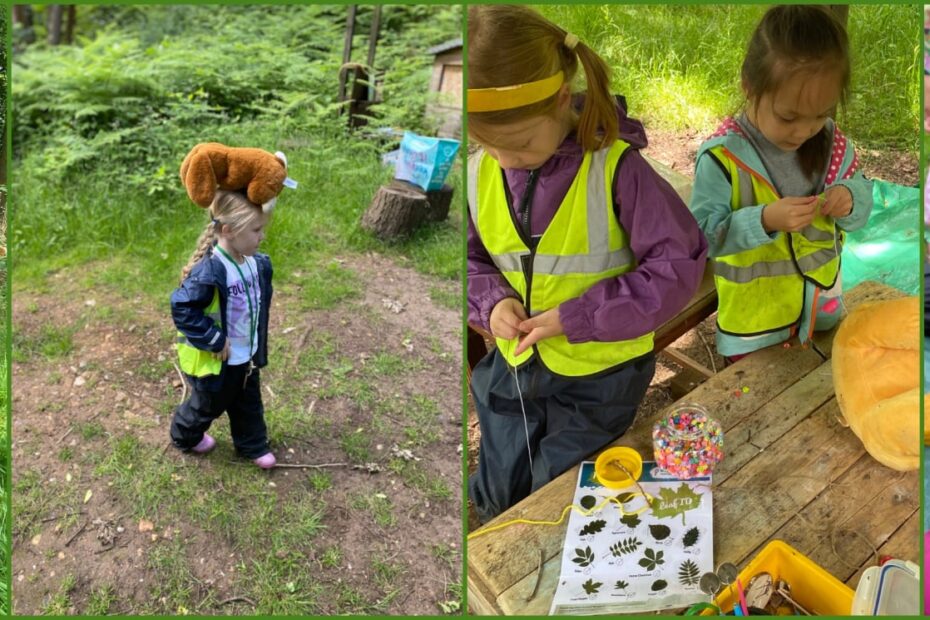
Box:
[582,579,603,595]
[572,546,595,567]
[638,548,665,571]
[580,495,597,511]
[579,519,607,536]
[614,580,629,591]
[679,559,700,586]
[652,483,703,524]
[683,526,700,548]
[615,492,636,504]
[620,513,641,529]
[609,537,642,556]
[649,524,671,541]
[651,579,668,592]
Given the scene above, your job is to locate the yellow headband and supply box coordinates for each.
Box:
[467,71,564,113]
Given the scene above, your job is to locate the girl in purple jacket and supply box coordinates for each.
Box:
[466,4,707,522]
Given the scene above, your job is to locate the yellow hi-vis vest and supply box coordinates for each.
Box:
[176,288,223,377]
[467,141,654,377]
[709,146,842,336]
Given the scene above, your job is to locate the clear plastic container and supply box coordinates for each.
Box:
[652,403,723,479]
[852,559,919,615]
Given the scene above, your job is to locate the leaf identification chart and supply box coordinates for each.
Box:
[549,461,713,615]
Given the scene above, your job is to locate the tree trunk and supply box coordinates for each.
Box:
[361,184,428,240]
[64,5,77,45]
[13,6,36,45]
[46,5,63,46]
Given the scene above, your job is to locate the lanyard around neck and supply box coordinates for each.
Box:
[215,245,257,351]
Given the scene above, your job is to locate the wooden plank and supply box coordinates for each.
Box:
[711,361,835,484]
[756,452,916,582]
[714,398,866,566]
[622,343,823,452]
[660,348,714,378]
[845,510,920,590]
[806,466,918,582]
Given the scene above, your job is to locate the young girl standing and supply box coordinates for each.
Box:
[467,5,708,522]
[691,5,873,359]
[170,190,276,469]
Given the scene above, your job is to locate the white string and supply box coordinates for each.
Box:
[511,362,534,472]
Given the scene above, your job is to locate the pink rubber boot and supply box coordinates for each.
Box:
[191,433,216,454]
[253,452,277,469]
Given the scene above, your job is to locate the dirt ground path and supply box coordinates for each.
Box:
[12,251,463,615]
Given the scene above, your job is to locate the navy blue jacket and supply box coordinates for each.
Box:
[171,247,273,392]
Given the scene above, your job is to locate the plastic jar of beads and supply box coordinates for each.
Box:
[652,403,724,479]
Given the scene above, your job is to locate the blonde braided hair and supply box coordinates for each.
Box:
[180,190,265,283]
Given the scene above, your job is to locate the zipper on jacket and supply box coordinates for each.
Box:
[518,169,541,317]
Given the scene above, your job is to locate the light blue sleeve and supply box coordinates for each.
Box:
[833,171,873,233]
[690,153,780,258]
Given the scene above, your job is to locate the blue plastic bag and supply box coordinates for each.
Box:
[394,131,460,191]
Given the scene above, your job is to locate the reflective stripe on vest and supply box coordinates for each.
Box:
[176,287,223,377]
[710,146,841,335]
[469,141,653,377]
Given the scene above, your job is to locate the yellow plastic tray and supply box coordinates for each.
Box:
[704,540,854,615]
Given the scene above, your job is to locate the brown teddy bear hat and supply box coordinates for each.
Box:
[180,142,289,212]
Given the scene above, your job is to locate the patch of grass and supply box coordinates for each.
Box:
[537,5,918,152]
[350,492,396,528]
[244,551,322,615]
[336,584,372,614]
[85,584,118,616]
[147,538,197,613]
[431,543,459,573]
[320,545,342,569]
[389,459,453,502]
[57,446,74,462]
[296,261,361,310]
[42,574,77,615]
[427,284,461,311]
[339,428,371,464]
[13,323,77,360]
[402,394,442,446]
[308,470,332,493]
[136,358,173,382]
[371,555,404,608]
[78,421,105,441]
[368,351,422,377]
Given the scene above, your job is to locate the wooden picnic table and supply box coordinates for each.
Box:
[467,281,918,615]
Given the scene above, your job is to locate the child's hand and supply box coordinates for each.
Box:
[490,297,529,340]
[213,340,230,361]
[514,308,564,356]
[761,196,819,233]
[820,185,852,218]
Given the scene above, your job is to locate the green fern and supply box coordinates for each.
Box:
[609,537,642,556]
[679,560,700,586]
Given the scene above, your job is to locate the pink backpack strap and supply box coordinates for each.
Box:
[707,117,747,141]
[826,126,858,184]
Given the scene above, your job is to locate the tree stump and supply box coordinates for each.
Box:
[423,184,455,222]
[385,179,455,222]
[361,184,429,240]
